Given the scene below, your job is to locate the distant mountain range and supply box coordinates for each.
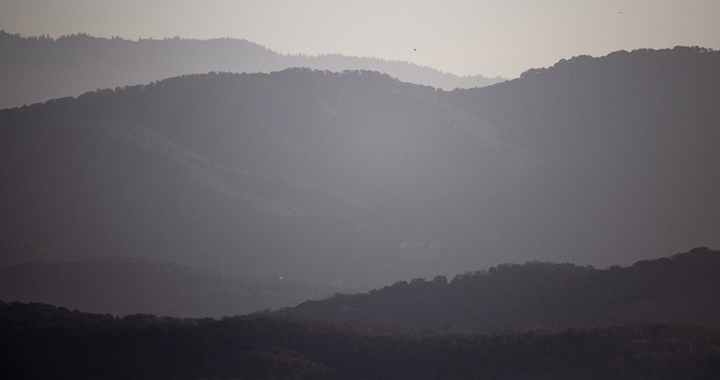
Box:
[1,45,718,289]
[0,31,504,109]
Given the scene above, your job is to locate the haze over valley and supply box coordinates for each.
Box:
[1,4,719,374]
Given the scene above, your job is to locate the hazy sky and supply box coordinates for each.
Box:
[2,0,718,78]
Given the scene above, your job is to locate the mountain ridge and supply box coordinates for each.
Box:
[0,30,504,109]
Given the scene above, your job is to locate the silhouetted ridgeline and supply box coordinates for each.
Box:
[0,30,502,109]
[0,255,353,317]
[2,301,719,379]
[278,248,720,332]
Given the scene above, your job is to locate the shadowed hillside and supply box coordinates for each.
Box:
[278,248,720,332]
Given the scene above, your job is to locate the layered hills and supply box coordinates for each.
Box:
[0,31,503,109]
[1,43,719,380]
[1,46,719,289]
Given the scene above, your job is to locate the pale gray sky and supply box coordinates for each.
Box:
[1,0,718,78]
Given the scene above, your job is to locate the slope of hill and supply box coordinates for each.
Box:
[0,256,351,317]
[0,115,365,281]
[0,69,542,286]
[278,248,720,332]
[444,46,720,266]
[0,31,503,109]
[2,301,719,379]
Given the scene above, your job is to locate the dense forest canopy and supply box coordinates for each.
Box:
[2,300,719,379]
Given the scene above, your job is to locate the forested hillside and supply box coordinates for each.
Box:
[279,247,720,332]
[2,301,719,379]
[0,31,502,109]
[0,256,351,317]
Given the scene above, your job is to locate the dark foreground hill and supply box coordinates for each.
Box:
[0,255,352,317]
[2,301,719,380]
[279,248,720,332]
[0,31,502,109]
